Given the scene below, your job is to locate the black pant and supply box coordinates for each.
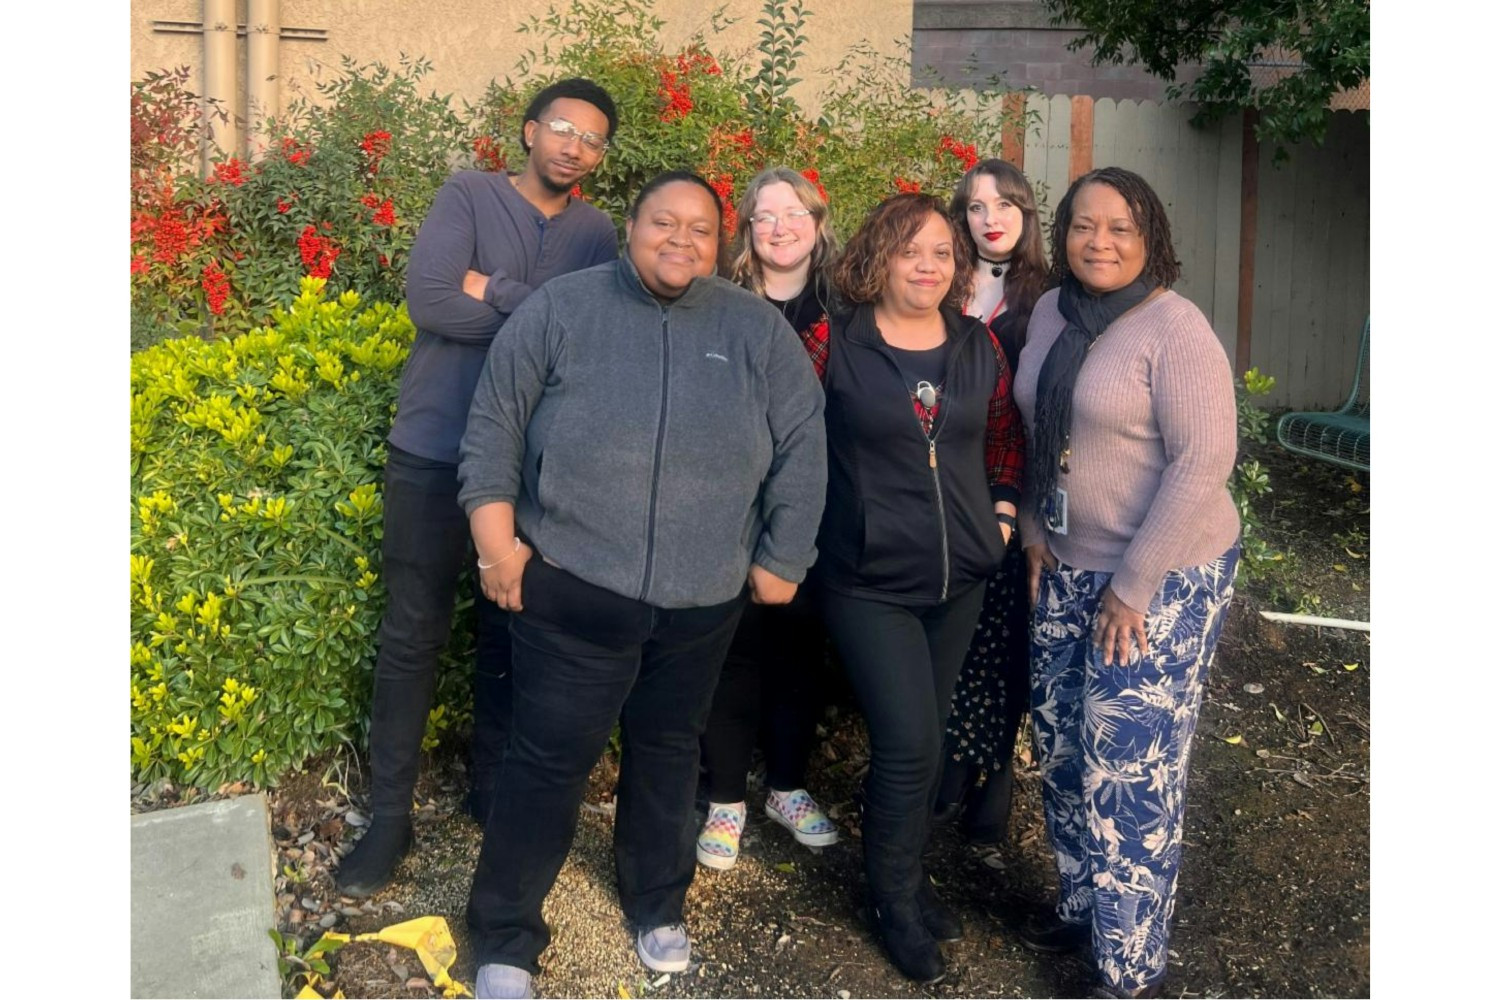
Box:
[700,589,826,802]
[367,446,512,818]
[466,559,747,972]
[820,582,986,902]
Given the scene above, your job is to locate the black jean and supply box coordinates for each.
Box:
[367,445,512,818]
[700,587,827,802]
[466,558,747,972]
[820,582,986,902]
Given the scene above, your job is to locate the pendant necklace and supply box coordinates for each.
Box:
[980,256,1010,279]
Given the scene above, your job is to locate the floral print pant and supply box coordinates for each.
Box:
[1030,544,1238,993]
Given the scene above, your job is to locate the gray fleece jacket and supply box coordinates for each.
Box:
[457,255,827,609]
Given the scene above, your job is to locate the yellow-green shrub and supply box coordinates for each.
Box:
[130,279,466,787]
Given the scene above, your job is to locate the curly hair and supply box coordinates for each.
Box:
[1047,166,1181,289]
[949,159,1048,319]
[728,167,839,296]
[832,193,972,311]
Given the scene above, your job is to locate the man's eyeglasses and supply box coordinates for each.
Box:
[538,118,610,153]
[749,208,813,230]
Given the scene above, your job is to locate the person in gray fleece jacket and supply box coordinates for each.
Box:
[456,171,826,1000]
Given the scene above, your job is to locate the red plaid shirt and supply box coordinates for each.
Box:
[799,316,1025,500]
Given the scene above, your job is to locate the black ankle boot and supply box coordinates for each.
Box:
[915,877,963,942]
[871,897,946,984]
[1017,912,1090,954]
[335,815,413,898]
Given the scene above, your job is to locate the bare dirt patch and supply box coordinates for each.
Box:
[249,440,1370,998]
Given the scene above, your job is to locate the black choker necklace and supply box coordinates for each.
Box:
[979,257,1010,278]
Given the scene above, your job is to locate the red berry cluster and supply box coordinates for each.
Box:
[709,174,738,234]
[281,137,311,167]
[801,168,827,202]
[360,130,392,168]
[938,135,979,171]
[297,224,341,279]
[657,69,694,122]
[360,193,397,227]
[210,158,246,186]
[472,135,507,173]
[200,261,231,315]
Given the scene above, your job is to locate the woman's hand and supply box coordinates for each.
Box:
[748,564,798,605]
[1093,585,1148,667]
[479,541,532,611]
[1026,542,1057,607]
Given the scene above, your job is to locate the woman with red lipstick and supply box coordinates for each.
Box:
[933,160,1048,845]
[808,193,1024,984]
[1012,167,1239,999]
[696,167,842,871]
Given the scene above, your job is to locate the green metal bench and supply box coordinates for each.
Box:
[1275,317,1369,471]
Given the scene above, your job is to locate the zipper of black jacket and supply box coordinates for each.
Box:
[928,439,950,601]
[885,342,952,604]
[925,316,984,603]
[639,308,672,601]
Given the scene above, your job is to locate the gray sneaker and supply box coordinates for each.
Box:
[635,923,691,973]
[475,963,533,999]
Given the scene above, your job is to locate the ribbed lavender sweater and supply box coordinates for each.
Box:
[1014,289,1240,612]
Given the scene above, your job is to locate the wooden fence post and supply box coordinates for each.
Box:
[1001,92,1027,169]
[1236,110,1260,378]
[1069,95,1094,181]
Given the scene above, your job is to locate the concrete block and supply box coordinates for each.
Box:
[131,795,281,999]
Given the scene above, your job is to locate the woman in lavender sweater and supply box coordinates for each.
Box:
[1011,167,1240,999]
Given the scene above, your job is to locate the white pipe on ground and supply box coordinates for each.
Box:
[1258,611,1371,632]
[246,0,281,160]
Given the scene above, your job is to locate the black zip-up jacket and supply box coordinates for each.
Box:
[817,305,1010,605]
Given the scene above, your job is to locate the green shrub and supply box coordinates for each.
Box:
[130,279,470,787]
[468,0,1027,239]
[1231,367,1286,582]
[131,2,1032,344]
[131,57,472,340]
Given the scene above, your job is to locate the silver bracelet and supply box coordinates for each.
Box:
[477,536,522,570]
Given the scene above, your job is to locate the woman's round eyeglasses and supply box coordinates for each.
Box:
[749,209,813,230]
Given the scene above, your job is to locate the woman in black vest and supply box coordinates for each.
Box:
[804,193,1025,983]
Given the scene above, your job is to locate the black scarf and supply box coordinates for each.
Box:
[1028,276,1155,519]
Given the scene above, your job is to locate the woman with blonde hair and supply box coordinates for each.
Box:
[696,166,843,872]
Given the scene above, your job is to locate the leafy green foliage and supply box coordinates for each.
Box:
[127,1,1032,787]
[750,0,810,132]
[469,0,1029,238]
[1230,368,1285,580]
[130,56,471,340]
[269,928,345,993]
[1041,0,1369,157]
[129,280,468,788]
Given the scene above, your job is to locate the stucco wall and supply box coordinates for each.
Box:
[132,0,913,154]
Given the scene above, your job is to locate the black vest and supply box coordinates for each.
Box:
[817,304,1008,605]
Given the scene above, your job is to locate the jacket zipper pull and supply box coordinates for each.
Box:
[928,441,937,469]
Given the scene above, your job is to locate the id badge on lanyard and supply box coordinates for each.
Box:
[1044,488,1068,536]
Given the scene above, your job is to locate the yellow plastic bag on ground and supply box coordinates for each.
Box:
[324,915,473,998]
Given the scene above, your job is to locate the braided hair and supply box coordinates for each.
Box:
[1046,166,1180,290]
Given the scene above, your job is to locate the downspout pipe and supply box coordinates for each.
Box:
[202,0,239,164]
[247,0,281,160]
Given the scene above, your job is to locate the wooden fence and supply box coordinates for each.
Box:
[1001,95,1370,410]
